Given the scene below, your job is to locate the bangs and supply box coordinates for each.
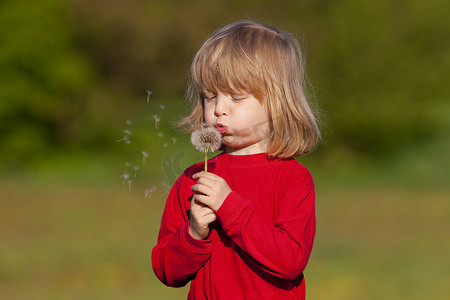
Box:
[196,53,253,97]
[190,23,274,100]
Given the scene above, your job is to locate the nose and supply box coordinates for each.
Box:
[214,93,228,117]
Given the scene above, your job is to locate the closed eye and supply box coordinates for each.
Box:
[202,91,216,101]
[231,94,248,102]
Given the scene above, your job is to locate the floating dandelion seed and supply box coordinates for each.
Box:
[163,143,168,148]
[127,179,133,191]
[141,150,149,164]
[124,162,131,173]
[116,129,132,143]
[161,182,171,195]
[144,185,157,199]
[157,132,163,137]
[153,114,161,129]
[171,137,177,145]
[191,124,222,172]
[146,90,153,103]
[116,135,129,143]
[160,104,166,110]
[126,119,132,125]
[133,165,139,177]
[121,173,130,184]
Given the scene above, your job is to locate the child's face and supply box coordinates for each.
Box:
[203,91,269,155]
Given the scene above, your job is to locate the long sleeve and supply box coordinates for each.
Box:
[215,165,316,280]
[152,153,315,299]
[151,172,213,287]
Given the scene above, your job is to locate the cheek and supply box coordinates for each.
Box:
[203,106,215,126]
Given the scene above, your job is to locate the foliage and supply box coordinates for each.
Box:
[0,0,94,169]
[1,0,449,170]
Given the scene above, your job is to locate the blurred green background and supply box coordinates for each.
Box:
[0,0,449,299]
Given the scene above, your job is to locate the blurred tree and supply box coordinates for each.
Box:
[0,0,94,168]
[69,0,450,157]
[1,0,449,171]
[285,0,450,156]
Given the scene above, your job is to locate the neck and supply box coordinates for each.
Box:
[226,141,267,156]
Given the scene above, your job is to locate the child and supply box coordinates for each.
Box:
[152,21,320,299]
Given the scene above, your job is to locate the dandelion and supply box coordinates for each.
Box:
[191,124,222,172]
[146,90,153,103]
[153,114,161,129]
[141,150,149,164]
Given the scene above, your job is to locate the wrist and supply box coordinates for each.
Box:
[188,223,208,240]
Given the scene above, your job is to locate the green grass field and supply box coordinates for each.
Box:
[1,176,448,299]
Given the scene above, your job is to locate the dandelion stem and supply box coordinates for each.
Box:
[204,144,210,172]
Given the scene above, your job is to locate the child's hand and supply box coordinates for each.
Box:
[191,172,232,212]
[189,197,216,240]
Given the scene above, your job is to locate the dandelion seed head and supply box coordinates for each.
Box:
[191,125,222,152]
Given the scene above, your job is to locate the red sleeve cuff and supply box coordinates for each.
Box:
[216,191,253,232]
[180,222,213,254]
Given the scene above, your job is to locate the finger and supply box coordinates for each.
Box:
[193,194,212,208]
[191,184,213,196]
[193,171,221,181]
[203,213,217,224]
[192,197,210,209]
[195,176,214,187]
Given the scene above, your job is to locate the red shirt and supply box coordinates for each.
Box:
[152,152,316,299]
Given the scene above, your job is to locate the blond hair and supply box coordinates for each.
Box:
[179,21,320,158]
